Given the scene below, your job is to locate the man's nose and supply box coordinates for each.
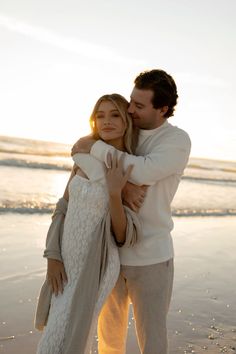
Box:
[128,102,134,114]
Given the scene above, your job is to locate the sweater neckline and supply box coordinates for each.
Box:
[139,120,169,136]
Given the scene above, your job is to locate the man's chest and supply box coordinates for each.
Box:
[135,135,163,155]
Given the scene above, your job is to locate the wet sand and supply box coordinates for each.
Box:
[0,215,236,353]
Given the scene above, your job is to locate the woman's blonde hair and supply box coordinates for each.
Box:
[89,93,138,154]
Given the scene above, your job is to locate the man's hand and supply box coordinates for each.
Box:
[123,182,148,212]
[71,135,96,156]
[47,259,68,296]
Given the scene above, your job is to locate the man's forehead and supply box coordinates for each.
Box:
[130,87,154,104]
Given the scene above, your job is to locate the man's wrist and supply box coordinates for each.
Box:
[71,136,96,156]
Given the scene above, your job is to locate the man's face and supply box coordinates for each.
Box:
[128,87,166,129]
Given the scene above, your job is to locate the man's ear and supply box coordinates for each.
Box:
[160,106,169,117]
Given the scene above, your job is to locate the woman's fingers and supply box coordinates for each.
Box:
[61,267,68,285]
[52,277,58,296]
[55,267,68,295]
[47,259,68,296]
[48,274,65,296]
[118,152,133,184]
[107,152,112,169]
[106,151,119,171]
[118,153,125,169]
[107,152,125,171]
[47,274,57,295]
[59,275,65,295]
[112,150,118,169]
[106,153,133,192]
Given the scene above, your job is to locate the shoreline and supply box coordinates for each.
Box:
[0,215,236,353]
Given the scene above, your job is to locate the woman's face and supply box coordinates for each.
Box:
[95,100,126,144]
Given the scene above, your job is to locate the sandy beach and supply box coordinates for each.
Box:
[0,215,236,354]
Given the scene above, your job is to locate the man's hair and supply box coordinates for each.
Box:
[134,69,178,118]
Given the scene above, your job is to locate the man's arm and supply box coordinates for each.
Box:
[72,132,191,186]
[92,133,191,185]
[122,182,148,212]
[71,138,149,211]
[71,135,96,156]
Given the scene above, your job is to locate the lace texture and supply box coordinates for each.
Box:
[36,175,119,354]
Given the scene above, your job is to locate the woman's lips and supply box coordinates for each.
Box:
[102,128,115,132]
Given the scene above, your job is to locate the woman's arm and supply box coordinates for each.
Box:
[106,153,133,245]
[62,163,78,201]
[47,164,78,296]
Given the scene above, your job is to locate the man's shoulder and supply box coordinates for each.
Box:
[164,122,191,146]
[149,121,191,147]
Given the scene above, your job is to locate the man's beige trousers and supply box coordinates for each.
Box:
[98,259,174,354]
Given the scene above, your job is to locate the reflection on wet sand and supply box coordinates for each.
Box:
[0,215,236,354]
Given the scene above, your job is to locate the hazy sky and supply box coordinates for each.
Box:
[1,0,236,160]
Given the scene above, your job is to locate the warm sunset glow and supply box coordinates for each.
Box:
[0,1,235,160]
[51,172,70,200]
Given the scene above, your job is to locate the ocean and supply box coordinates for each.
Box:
[0,135,236,217]
[1,135,236,354]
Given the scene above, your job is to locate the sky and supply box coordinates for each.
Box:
[0,0,236,161]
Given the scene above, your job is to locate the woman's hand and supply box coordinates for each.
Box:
[105,152,133,197]
[47,259,68,296]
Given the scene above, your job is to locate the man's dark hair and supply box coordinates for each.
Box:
[134,69,178,118]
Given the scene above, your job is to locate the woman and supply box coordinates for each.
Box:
[35,94,141,354]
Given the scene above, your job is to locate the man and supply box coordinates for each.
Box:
[72,69,191,354]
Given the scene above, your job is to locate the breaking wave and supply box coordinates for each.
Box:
[1,200,236,217]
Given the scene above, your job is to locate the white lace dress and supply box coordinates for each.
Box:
[36,174,120,354]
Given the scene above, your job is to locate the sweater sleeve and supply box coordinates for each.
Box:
[121,205,142,248]
[90,132,191,186]
[43,197,68,262]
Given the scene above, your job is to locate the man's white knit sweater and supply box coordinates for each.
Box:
[91,120,191,266]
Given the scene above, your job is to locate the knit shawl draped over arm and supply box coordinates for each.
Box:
[34,155,142,353]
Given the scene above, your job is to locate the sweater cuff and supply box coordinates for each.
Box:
[43,250,63,262]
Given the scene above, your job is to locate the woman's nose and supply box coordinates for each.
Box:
[103,115,111,124]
